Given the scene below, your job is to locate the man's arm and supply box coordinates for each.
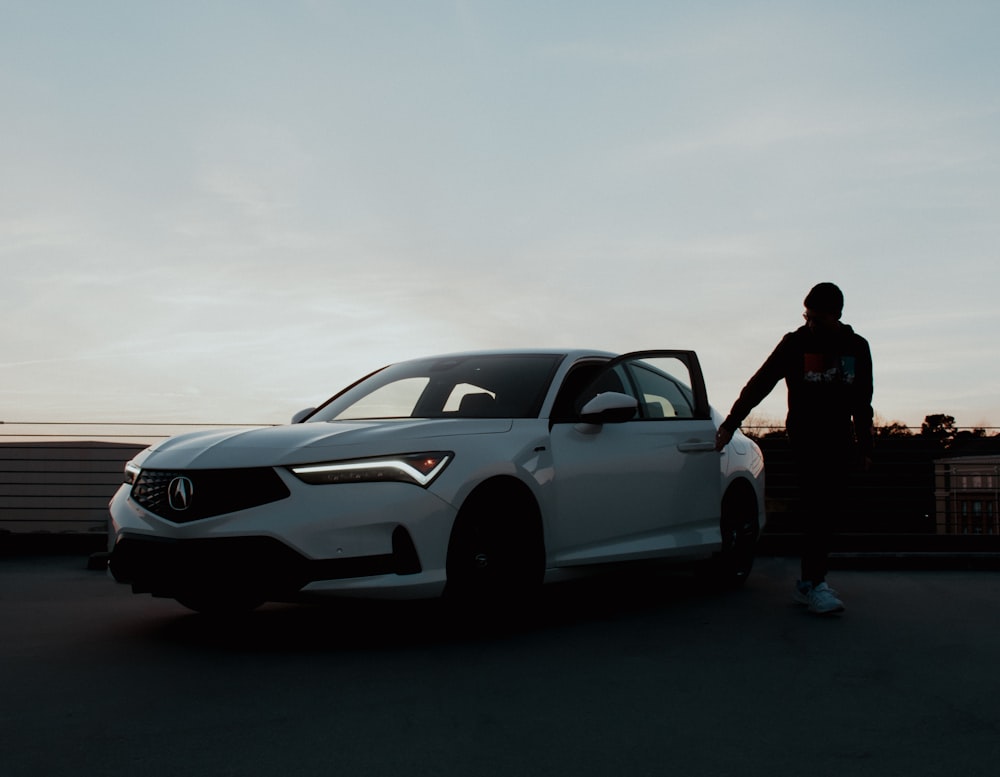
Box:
[715,335,791,450]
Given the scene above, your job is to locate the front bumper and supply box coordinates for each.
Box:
[107,472,458,601]
[109,529,422,600]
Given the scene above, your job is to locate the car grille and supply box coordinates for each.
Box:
[131,467,291,523]
[109,528,421,598]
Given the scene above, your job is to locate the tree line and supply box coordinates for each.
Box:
[746,413,999,454]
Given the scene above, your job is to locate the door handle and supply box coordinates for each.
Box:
[677,441,717,453]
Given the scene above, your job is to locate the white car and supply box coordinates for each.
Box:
[108,350,765,613]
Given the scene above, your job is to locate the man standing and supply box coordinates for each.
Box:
[714,282,874,614]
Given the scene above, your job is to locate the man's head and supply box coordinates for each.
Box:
[803,282,843,333]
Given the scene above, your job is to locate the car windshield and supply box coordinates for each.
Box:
[308,354,565,421]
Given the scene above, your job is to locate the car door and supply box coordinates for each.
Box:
[545,351,722,566]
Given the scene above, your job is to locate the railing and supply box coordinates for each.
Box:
[750,433,1000,536]
[0,421,263,441]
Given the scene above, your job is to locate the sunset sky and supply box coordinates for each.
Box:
[3,1,998,431]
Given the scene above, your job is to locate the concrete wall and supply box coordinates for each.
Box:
[0,442,147,534]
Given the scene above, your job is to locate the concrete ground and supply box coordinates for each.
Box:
[2,552,999,777]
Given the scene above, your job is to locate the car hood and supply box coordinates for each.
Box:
[137,419,514,470]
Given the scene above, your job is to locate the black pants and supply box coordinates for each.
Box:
[794,445,852,585]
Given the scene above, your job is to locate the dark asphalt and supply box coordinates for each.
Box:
[2,553,999,777]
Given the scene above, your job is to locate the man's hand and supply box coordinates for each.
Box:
[714,426,734,452]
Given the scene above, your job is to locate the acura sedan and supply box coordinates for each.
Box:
[108,349,765,613]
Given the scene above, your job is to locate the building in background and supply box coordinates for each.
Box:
[935,456,1000,535]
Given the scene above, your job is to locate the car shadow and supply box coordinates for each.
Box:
[133,565,747,653]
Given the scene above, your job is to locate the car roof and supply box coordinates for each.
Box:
[386,348,619,365]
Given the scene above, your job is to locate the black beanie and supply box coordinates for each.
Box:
[804,282,844,316]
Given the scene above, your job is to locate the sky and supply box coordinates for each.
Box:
[2,0,999,432]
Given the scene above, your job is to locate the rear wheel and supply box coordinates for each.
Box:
[703,484,760,589]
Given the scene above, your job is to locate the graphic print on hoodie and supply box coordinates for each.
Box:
[804,353,856,385]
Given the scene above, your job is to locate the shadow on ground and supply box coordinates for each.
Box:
[129,565,737,652]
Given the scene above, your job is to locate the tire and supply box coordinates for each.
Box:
[704,484,760,589]
[444,483,544,607]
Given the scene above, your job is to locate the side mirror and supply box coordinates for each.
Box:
[579,392,638,424]
[291,407,316,424]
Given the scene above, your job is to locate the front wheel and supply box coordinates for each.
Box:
[444,484,543,607]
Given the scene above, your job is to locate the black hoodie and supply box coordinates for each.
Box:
[721,323,874,454]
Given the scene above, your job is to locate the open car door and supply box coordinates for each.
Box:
[546,350,722,566]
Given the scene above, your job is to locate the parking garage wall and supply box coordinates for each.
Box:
[0,441,147,535]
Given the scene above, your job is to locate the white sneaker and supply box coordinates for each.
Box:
[793,581,843,610]
[793,580,813,605]
[807,582,845,615]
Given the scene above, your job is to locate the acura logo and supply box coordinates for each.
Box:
[167,476,194,511]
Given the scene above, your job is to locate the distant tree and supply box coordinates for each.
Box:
[920,414,956,447]
[741,412,785,441]
[875,421,914,439]
[950,426,991,452]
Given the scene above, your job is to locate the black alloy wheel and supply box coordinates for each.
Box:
[444,485,543,607]
[705,486,760,589]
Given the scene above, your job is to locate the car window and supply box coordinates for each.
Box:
[443,384,496,412]
[550,361,609,421]
[575,366,631,415]
[310,354,564,421]
[560,354,698,422]
[624,360,696,419]
[334,378,429,420]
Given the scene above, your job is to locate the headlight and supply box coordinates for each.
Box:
[124,462,142,485]
[288,452,452,487]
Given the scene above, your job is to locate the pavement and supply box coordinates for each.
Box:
[2,551,999,777]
